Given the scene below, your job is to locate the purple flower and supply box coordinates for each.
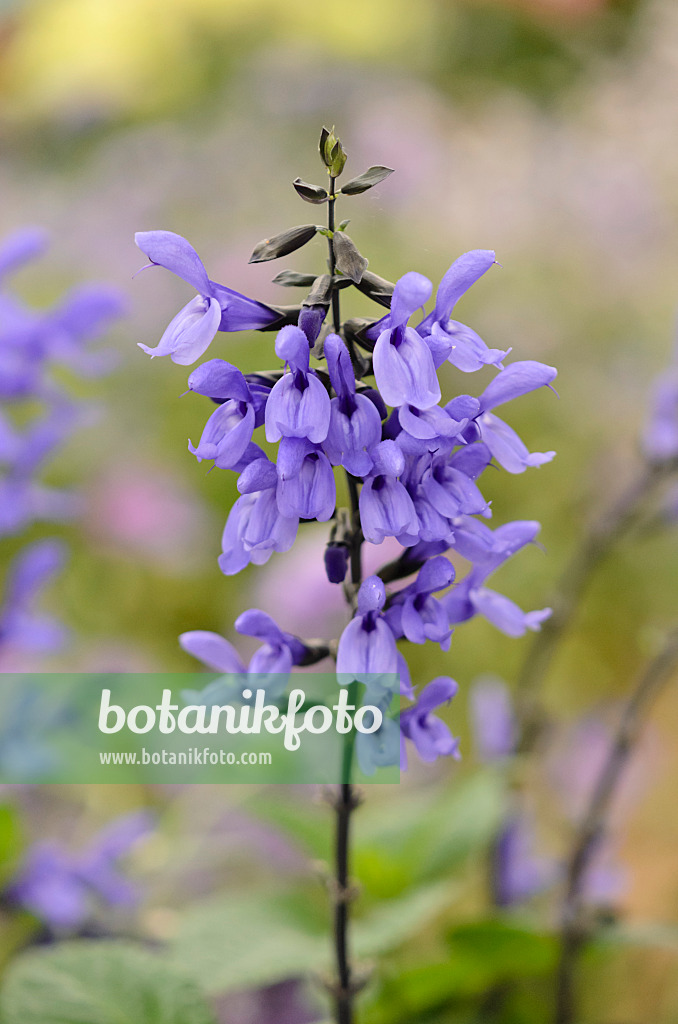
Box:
[643,362,678,463]
[444,520,551,637]
[400,676,460,768]
[474,361,557,473]
[373,273,441,410]
[359,440,419,545]
[336,576,398,687]
[492,813,557,907]
[135,230,278,364]
[5,812,152,931]
[0,227,48,284]
[219,456,298,574]
[181,610,306,700]
[276,437,335,521]
[323,333,382,476]
[265,326,331,443]
[384,556,454,650]
[0,540,67,653]
[416,250,507,372]
[470,676,516,762]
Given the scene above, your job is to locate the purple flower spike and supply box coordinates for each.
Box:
[400,677,460,768]
[135,230,277,364]
[336,575,398,686]
[265,326,331,443]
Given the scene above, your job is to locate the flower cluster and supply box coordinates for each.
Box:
[136,131,556,773]
[0,228,124,660]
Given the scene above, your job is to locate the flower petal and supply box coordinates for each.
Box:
[135,230,211,294]
[138,295,221,365]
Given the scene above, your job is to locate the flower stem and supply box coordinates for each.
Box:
[516,459,678,751]
[324,168,363,1024]
[553,626,678,1024]
[327,175,341,334]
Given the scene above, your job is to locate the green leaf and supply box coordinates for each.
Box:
[249,224,317,263]
[340,166,394,196]
[0,941,216,1024]
[292,178,328,204]
[170,881,455,996]
[169,889,324,995]
[272,270,318,287]
[0,805,23,887]
[332,233,367,284]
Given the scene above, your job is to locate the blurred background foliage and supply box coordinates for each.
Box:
[2,0,678,1021]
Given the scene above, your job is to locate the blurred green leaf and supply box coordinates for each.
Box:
[0,941,216,1024]
[170,880,454,995]
[0,805,23,887]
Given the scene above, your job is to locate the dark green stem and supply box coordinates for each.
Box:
[327,175,341,334]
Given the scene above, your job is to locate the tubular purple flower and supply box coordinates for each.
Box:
[415,250,507,372]
[336,575,398,686]
[384,556,454,650]
[470,677,516,761]
[478,412,556,474]
[444,519,550,635]
[373,273,441,410]
[135,230,278,364]
[188,400,256,470]
[323,333,382,476]
[265,326,331,443]
[219,456,298,574]
[400,676,460,768]
[275,437,335,521]
[359,440,419,544]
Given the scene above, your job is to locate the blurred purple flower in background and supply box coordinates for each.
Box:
[0,228,125,663]
[5,812,153,931]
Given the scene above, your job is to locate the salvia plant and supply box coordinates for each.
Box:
[134,127,558,1023]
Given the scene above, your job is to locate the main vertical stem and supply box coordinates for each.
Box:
[326,173,361,1024]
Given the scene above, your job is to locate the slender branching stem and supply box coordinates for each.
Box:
[516,459,678,751]
[553,627,678,1024]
